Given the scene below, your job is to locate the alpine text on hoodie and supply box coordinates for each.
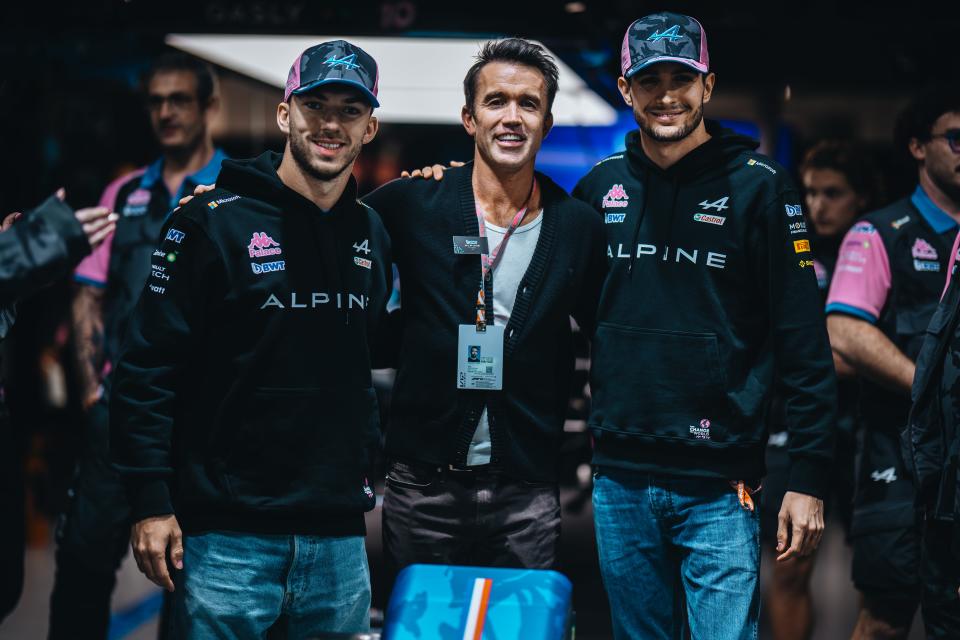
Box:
[573,121,837,497]
[110,151,392,536]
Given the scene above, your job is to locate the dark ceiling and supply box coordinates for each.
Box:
[5,0,959,95]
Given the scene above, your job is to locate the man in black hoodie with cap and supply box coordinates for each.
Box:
[572,12,837,639]
[110,41,391,637]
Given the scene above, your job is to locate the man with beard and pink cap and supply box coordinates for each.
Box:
[109,40,391,638]
[572,12,836,638]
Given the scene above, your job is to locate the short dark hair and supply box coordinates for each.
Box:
[799,140,883,212]
[463,38,559,115]
[894,85,960,156]
[143,52,218,107]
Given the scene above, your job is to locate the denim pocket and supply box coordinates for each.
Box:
[590,322,734,443]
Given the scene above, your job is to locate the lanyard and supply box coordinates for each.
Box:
[474,179,538,331]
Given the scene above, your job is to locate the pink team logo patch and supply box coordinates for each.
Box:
[602,184,629,209]
[126,189,151,206]
[248,232,282,258]
[690,418,711,440]
[912,238,938,261]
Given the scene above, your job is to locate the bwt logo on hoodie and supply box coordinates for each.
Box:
[251,260,285,275]
[248,232,282,258]
[602,184,629,209]
[608,243,728,269]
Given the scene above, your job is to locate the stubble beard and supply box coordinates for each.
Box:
[638,101,704,143]
[927,160,960,207]
[288,130,360,183]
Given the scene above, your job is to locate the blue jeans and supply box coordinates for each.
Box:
[173,531,370,639]
[593,468,760,640]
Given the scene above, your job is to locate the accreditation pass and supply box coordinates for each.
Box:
[457,324,504,390]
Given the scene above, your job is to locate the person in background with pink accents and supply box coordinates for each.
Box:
[826,85,960,639]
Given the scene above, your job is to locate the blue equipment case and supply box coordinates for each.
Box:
[383,564,573,639]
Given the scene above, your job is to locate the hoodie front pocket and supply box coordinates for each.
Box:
[591,323,731,442]
[221,386,377,510]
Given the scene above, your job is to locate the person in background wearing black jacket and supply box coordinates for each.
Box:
[109,41,391,638]
[905,120,960,638]
[572,13,837,639]
[827,87,960,639]
[50,53,226,640]
[0,193,115,623]
[363,39,606,572]
[762,141,882,640]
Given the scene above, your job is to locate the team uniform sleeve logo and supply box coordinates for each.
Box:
[824,222,891,323]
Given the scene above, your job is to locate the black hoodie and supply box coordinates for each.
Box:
[110,151,392,536]
[572,122,837,497]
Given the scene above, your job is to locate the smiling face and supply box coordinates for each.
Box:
[461,61,553,174]
[619,62,714,143]
[278,85,378,182]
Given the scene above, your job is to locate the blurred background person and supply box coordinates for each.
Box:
[1,193,115,624]
[761,140,883,640]
[826,86,960,639]
[48,53,224,639]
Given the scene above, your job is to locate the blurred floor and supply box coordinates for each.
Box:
[0,489,925,640]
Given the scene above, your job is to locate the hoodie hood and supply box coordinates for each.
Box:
[217,151,360,218]
[625,120,759,183]
[620,120,760,273]
[216,150,362,325]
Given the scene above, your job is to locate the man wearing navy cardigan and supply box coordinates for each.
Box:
[363,38,606,571]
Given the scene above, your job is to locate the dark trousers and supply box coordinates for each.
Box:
[921,517,960,638]
[0,403,25,622]
[381,459,561,572]
[49,400,130,639]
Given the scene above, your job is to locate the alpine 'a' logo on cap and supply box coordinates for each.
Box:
[248,232,282,258]
[648,25,682,42]
[602,184,629,209]
[324,54,361,70]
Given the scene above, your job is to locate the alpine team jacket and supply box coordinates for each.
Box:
[362,163,607,481]
[0,195,91,338]
[572,122,837,497]
[904,230,960,525]
[110,151,392,536]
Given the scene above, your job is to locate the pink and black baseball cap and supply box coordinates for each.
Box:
[284,40,380,107]
[621,12,709,78]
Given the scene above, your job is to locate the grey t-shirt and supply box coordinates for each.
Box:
[467,209,544,466]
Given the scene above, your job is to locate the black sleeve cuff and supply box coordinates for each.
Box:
[128,478,174,522]
[31,195,91,261]
[786,457,830,499]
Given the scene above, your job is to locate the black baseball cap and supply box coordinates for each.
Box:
[284,40,380,107]
[621,12,709,78]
